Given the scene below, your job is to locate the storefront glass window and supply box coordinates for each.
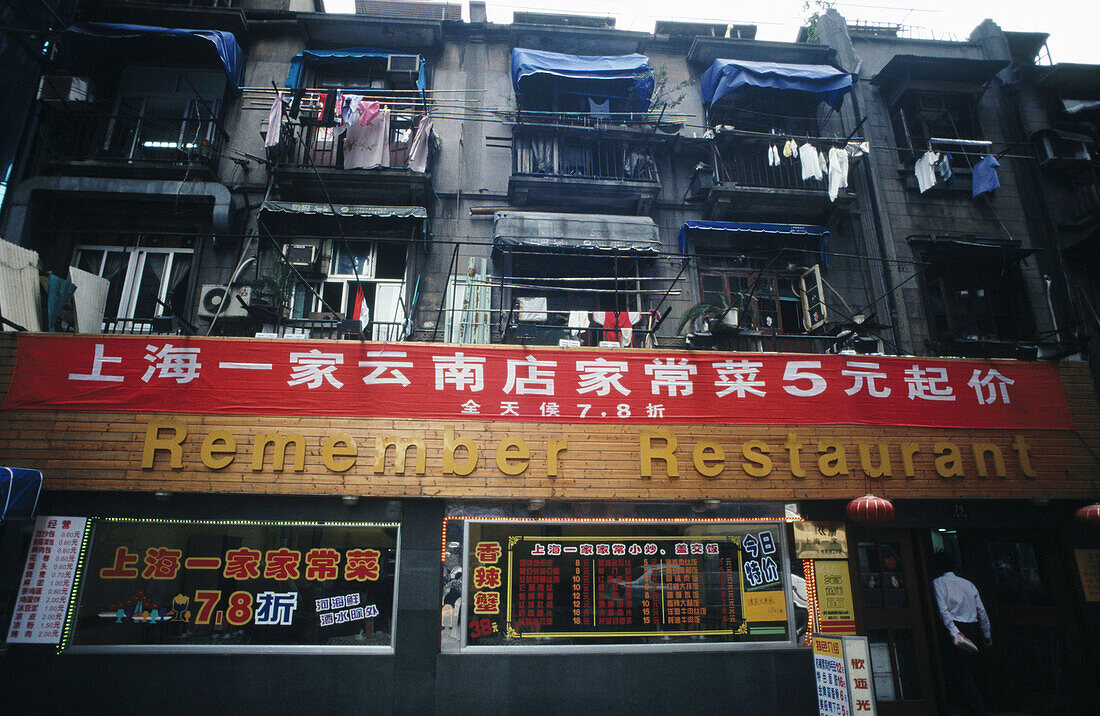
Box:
[857,541,907,609]
[457,519,793,648]
[987,541,1050,606]
[65,519,398,652]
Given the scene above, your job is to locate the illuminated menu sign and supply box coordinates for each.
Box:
[65,519,398,650]
[464,522,791,646]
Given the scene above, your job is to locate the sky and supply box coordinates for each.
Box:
[324,0,1100,64]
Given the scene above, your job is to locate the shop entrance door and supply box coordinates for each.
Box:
[849,529,936,715]
[925,528,1080,712]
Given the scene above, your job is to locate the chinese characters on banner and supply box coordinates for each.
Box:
[464,523,791,647]
[3,335,1073,431]
[814,635,878,716]
[67,520,397,649]
[6,516,86,644]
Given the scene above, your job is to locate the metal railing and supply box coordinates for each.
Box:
[34,107,225,171]
[711,134,827,191]
[273,115,427,171]
[513,133,659,183]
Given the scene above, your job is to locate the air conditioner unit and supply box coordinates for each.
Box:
[387,54,420,75]
[1035,131,1093,169]
[38,76,92,103]
[284,243,319,268]
[198,285,251,319]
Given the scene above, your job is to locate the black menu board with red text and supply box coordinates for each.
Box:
[464,521,791,647]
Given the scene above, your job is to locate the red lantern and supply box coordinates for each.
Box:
[847,494,895,524]
[1075,503,1100,526]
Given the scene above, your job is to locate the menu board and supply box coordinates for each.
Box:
[65,519,398,650]
[6,516,87,644]
[464,521,791,647]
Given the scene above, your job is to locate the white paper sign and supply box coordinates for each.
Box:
[6,516,86,644]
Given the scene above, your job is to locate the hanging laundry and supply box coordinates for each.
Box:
[351,285,370,332]
[846,140,870,158]
[783,139,796,158]
[914,150,939,193]
[567,310,590,339]
[818,149,829,176]
[588,98,611,120]
[972,155,1001,198]
[799,142,822,181]
[358,99,381,126]
[316,91,329,122]
[935,153,955,186]
[827,146,849,202]
[407,118,433,173]
[620,311,642,347]
[344,106,391,169]
[767,144,780,167]
[517,296,547,322]
[264,92,283,148]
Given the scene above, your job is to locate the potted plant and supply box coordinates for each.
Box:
[677,292,756,335]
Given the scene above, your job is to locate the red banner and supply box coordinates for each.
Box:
[1,334,1074,430]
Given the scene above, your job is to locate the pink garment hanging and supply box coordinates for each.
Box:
[357,100,380,126]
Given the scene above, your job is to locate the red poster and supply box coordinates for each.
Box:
[1,334,1073,430]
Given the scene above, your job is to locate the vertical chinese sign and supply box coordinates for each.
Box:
[62,519,398,650]
[814,634,878,716]
[6,516,87,644]
[464,521,792,647]
[814,560,856,635]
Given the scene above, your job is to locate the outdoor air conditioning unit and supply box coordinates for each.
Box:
[37,76,92,103]
[284,243,319,269]
[387,54,420,76]
[198,285,251,319]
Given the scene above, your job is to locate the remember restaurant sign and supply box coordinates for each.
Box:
[1,335,1096,500]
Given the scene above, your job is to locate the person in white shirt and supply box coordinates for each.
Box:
[932,551,991,715]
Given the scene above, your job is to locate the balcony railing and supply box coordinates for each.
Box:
[33,107,225,172]
[273,114,428,172]
[711,134,827,192]
[513,134,659,183]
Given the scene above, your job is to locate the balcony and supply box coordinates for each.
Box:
[29,105,225,179]
[700,131,850,222]
[509,129,662,214]
[271,113,432,205]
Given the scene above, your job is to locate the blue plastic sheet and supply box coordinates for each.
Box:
[701,59,851,109]
[677,221,830,266]
[511,48,653,109]
[0,468,43,521]
[60,23,243,87]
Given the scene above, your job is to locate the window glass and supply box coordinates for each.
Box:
[68,519,399,651]
[868,631,897,701]
[857,542,883,608]
[462,521,791,648]
[988,542,1050,606]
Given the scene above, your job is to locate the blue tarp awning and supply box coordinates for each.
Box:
[0,468,43,521]
[285,49,428,103]
[677,221,830,265]
[59,23,243,87]
[511,48,653,109]
[701,59,852,109]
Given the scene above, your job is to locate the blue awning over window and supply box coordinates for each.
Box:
[285,49,428,103]
[677,221,830,265]
[701,59,852,109]
[1,468,43,521]
[511,48,654,109]
[59,23,243,87]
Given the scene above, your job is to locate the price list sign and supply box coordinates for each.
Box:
[464,521,791,647]
[6,516,87,644]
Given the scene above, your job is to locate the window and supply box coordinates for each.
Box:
[73,242,193,333]
[699,269,805,333]
[890,91,982,165]
[503,252,647,346]
[107,67,224,163]
[289,240,407,341]
[918,245,1034,345]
